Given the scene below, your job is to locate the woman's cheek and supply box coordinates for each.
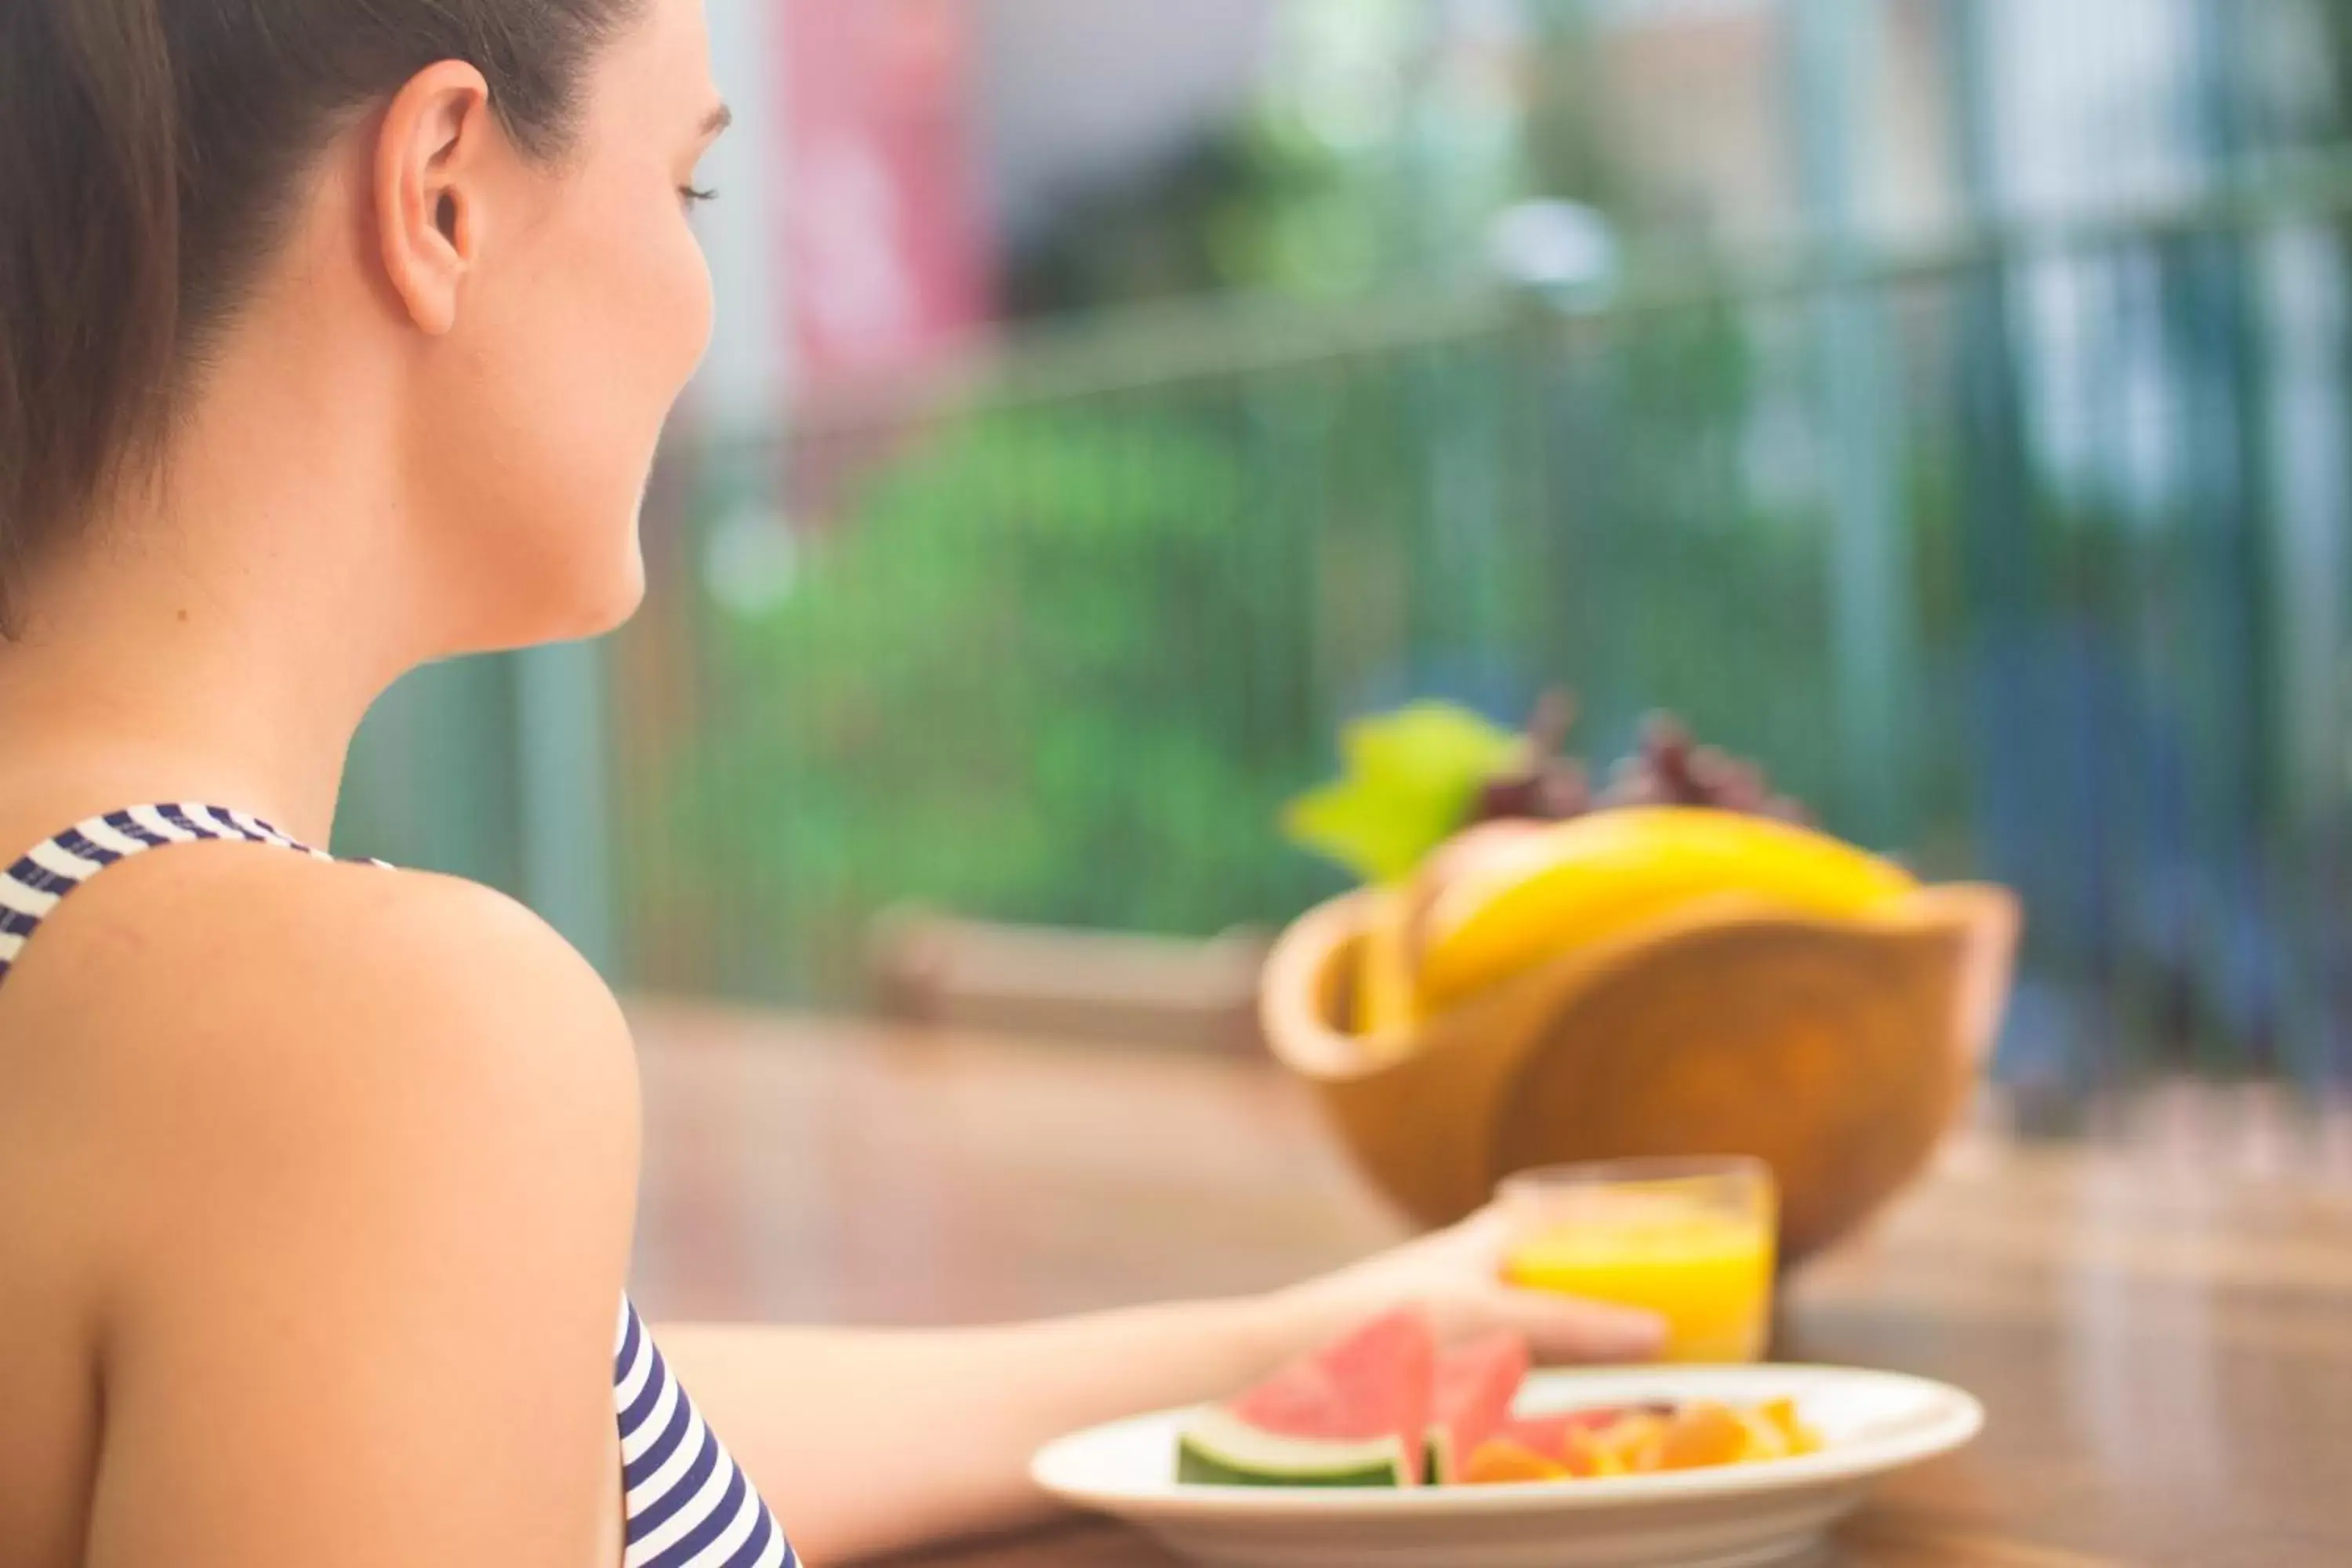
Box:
[669,226,717,390]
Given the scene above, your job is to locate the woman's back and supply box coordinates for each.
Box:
[0,795,646,1564]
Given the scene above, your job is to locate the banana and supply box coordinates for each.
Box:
[1414,807,1916,1012]
[1353,887,1421,1042]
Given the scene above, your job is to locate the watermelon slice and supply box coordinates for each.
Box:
[1423,1331,1532,1484]
[1177,1309,1436,1488]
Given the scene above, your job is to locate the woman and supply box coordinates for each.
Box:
[0,2,1664,1563]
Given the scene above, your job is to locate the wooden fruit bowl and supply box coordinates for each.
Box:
[1260,884,2021,1264]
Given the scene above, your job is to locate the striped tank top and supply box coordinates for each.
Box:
[0,804,797,1568]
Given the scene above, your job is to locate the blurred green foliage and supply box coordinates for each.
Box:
[650,289,1867,1004]
[667,410,1332,997]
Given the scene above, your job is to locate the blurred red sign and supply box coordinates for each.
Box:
[782,0,990,387]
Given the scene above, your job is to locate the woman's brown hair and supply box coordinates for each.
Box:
[0,0,644,631]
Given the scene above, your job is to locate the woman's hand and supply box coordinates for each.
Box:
[1268,1206,1668,1364]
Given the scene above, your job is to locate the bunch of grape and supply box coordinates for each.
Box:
[1469,691,1593,823]
[1601,714,1811,823]
[1466,696,1810,829]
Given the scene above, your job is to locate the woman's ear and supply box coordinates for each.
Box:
[374,61,499,336]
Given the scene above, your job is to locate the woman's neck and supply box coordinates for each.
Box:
[0,610,367,849]
[0,355,424,848]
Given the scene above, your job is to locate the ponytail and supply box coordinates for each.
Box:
[0,0,182,631]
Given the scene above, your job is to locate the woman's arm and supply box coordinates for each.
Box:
[662,1209,1664,1563]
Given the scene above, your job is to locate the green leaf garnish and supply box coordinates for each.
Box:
[1283,702,1522,884]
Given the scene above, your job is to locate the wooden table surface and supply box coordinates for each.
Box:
[628,1001,2352,1568]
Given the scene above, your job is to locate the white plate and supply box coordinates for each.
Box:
[1031,1363,1983,1568]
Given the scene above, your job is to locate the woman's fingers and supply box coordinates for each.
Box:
[1472,1285,1666,1364]
[1273,1200,1667,1367]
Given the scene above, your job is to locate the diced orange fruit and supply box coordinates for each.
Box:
[1658,1403,1751,1471]
[1452,1400,1824,1486]
[1461,1439,1570,1486]
[1760,1397,1823,1456]
[1583,1410,1668,1475]
[1564,1425,1620,1477]
[1731,1406,1792,1462]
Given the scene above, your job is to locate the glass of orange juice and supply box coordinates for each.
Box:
[1498,1156,1778,1363]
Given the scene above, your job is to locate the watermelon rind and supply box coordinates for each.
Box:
[1175,1405,1413,1489]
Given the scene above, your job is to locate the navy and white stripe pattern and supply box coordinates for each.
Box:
[0,804,337,984]
[615,1298,795,1568]
[0,806,797,1568]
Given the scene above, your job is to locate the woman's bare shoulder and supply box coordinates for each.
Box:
[6,841,642,1288]
[2,844,642,1563]
[17,841,630,1076]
